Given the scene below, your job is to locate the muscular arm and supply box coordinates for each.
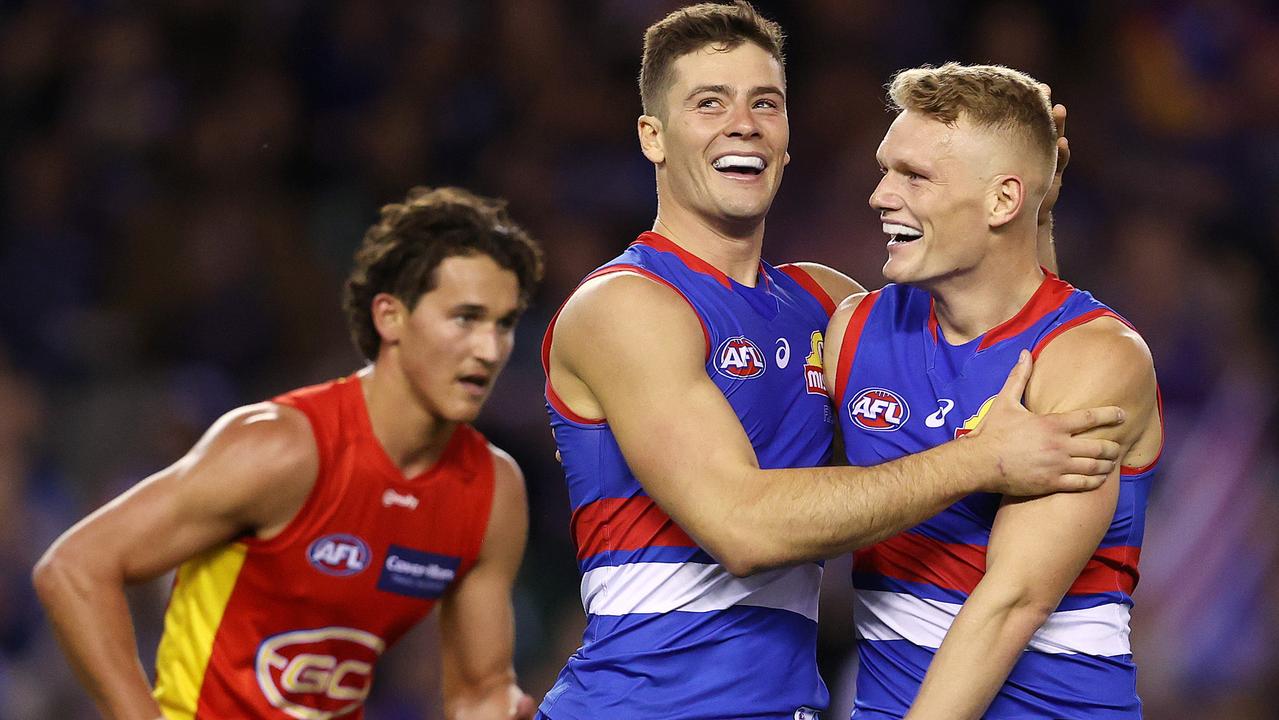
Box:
[549,275,1123,577]
[438,447,535,720]
[904,319,1160,720]
[31,404,317,720]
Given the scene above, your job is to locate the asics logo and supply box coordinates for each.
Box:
[924,399,955,428]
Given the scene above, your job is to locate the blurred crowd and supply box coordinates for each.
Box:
[1,1,1276,718]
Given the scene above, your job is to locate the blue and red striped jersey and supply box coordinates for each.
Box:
[540,232,836,720]
[834,272,1159,719]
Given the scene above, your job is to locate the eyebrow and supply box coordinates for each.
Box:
[684,84,786,101]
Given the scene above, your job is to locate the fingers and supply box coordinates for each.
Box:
[1054,474,1107,492]
[1066,436,1122,462]
[1052,103,1067,136]
[1064,455,1118,477]
[1053,405,1125,434]
[996,350,1033,404]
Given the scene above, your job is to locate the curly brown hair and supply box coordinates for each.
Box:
[343,186,544,361]
[639,1,785,119]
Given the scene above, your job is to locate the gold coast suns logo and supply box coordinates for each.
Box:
[256,627,386,719]
[954,396,997,438]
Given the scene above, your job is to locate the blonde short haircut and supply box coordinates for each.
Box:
[888,63,1056,176]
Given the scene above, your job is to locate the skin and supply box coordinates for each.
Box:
[33,254,536,720]
[547,42,1126,579]
[832,106,1161,720]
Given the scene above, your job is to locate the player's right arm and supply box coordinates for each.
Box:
[549,274,1123,577]
[32,403,317,720]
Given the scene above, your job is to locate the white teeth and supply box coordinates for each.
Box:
[712,155,765,171]
[882,222,922,238]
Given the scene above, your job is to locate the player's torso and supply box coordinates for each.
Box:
[541,232,835,720]
[153,376,495,720]
[836,278,1153,719]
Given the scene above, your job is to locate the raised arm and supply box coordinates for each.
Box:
[32,404,317,720]
[904,318,1160,720]
[437,447,535,720]
[549,274,1123,577]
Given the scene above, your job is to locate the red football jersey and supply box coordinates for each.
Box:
[152,375,496,719]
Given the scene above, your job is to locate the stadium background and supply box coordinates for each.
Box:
[1,0,1275,717]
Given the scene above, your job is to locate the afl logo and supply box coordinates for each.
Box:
[716,336,767,379]
[307,534,371,577]
[848,387,910,432]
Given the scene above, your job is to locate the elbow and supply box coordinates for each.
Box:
[702,533,787,578]
[32,547,71,607]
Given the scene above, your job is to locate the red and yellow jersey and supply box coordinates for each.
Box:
[152,375,496,719]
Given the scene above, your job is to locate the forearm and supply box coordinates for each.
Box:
[721,437,993,574]
[905,584,1051,720]
[34,558,162,720]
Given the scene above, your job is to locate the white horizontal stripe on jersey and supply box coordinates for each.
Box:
[581,561,822,622]
[854,589,1132,656]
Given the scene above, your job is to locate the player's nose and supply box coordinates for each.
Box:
[723,101,761,139]
[868,176,900,212]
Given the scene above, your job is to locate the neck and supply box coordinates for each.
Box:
[928,246,1044,345]
[652,198,765,286]
[358,364,456,477]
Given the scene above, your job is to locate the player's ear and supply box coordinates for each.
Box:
[371,293,407,346]
[638,114,665,164]
[989,174,1024,229]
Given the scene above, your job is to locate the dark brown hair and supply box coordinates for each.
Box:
[343,186,544,361]
[639,1,785,118]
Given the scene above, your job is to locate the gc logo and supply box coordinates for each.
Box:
[255,627,386,719]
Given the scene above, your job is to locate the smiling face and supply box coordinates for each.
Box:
[641,41,789,233]
[869,110,1000,287]
[375,254,523,423]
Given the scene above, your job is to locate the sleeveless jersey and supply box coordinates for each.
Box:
[152,375,496,719]
[540,232,837,720]
[833,272,1159,719]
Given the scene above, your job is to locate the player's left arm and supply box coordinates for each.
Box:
[905,317,1160,720]
[437,446,535,720]
[1037,102,1071,274]
[777,262,866,307]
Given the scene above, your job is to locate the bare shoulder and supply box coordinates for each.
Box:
[185,401,320,521]
[1026,315,1158,446]
[559,269,698,328]
[824,291,873,357]
[1031,316,1155,400]
[553,269,706,375]
[479,443,528,563]
[486,443,527,500]
[780,262,866,306]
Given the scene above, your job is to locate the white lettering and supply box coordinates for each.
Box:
[386,555,455,582]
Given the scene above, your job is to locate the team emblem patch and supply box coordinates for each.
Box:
[803,331,826,395]
[848,387,910,432]
[256,627,385,718]
[955,395,996,438]
[716,336,767,379]
[307,534,371,577]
